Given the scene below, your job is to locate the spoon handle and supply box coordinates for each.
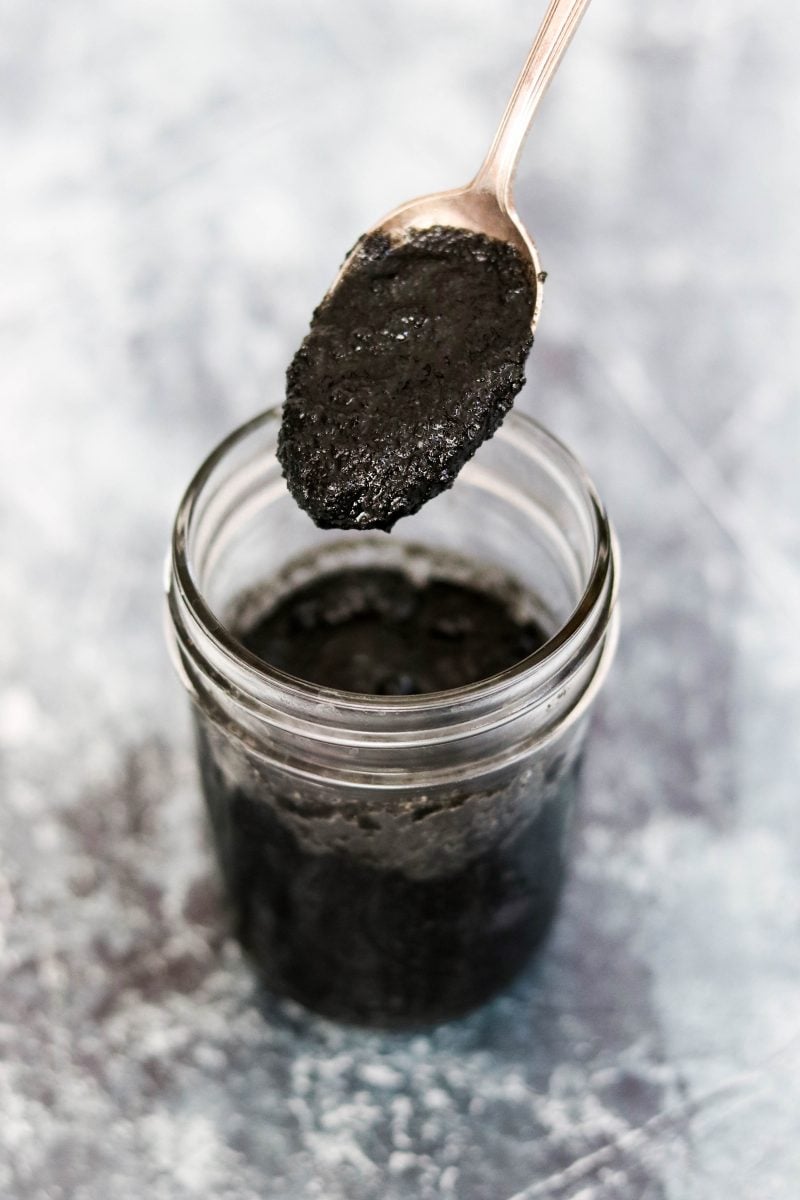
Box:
[472,0,593,204]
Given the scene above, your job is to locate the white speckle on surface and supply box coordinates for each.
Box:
[0,689,41,747]
[440,1165,459,1193]
[388,1150,422,1175]
[359,1063,405,1090]
[424,1087,452,1110]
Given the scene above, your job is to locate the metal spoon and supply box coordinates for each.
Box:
[330,0,593,329]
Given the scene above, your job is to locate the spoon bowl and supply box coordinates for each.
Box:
[356,183,544,331]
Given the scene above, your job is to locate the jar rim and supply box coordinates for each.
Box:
[168,408,617,718]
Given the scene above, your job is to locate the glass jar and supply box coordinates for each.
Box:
[165,408,619,1026]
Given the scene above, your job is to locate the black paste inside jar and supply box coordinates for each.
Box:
[240,566,547,695]
[195,562,580,1027]
[278,226,536,532]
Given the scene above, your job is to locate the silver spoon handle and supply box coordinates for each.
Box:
[472,0,593,204]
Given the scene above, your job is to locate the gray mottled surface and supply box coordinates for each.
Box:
[2,2,799,1197]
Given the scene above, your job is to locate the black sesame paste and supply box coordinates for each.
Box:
[195,565,581,1026]
[278,226,536,531]
[240,566,547,695]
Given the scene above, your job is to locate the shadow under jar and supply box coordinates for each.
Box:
[166,409,619,1027]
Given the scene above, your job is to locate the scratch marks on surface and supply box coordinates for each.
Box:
[503,1071,763,1200]
[596,349,800,625]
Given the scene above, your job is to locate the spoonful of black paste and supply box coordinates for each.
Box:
[277,1,596,530]
[278,225,536,531]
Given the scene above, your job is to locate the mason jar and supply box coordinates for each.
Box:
[165,408,619,1026]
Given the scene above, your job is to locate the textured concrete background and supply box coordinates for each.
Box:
[2,2,799,1197]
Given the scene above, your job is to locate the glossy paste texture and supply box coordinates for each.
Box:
[278,227,535,530]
